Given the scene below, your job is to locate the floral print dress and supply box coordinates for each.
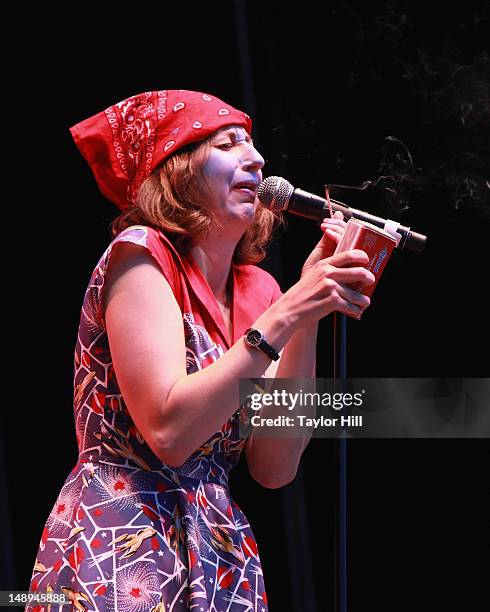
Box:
[26,225,282,612]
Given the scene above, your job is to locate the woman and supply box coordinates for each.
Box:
[27,90,373,611]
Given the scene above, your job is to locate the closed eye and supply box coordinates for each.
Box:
[216,142,234,150]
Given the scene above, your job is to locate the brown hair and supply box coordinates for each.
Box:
[111,138,284,265]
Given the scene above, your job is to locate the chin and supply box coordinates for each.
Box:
[227,202,255,223]
[238,205,257,228]
[241,202,256,217]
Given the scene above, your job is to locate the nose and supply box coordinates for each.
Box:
[242,143,265,172]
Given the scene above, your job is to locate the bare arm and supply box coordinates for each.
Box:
[245,322,318,489]
[244,213,358,487]
[103,241,373,468]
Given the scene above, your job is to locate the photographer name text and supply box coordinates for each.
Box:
[251,414,363,428]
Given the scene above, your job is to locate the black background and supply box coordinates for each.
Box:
[2,1,489,610]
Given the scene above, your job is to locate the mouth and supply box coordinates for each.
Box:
[232,181,258,198]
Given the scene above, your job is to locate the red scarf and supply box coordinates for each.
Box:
[70,90,252,210]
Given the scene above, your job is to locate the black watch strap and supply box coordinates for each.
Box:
[244,328,280,361]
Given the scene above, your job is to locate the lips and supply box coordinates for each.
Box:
[233,181,258,197]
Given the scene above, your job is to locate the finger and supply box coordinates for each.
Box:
[320,223,345,238]
[322,228,343,244]
[333,295,365,319]
[327,249,370,268]
[320,224,345,236]
[324,229,342,238]
[321,224,344,235]
[328,266,376,286]
[336,283,371,309]
[321,218,346,228]
[321,215,345,223]
[318,223,345,246]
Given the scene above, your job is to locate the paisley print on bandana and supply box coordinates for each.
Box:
[105,91,164,206]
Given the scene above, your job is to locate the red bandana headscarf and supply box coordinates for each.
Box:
[70,90,252,210]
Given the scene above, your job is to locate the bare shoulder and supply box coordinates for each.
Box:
[102,239,168,316]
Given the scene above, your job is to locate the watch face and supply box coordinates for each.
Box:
[246,328,262,347]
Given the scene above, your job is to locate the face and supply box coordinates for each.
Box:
[202,125,265,235]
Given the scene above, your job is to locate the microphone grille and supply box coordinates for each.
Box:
[256,176,294,212]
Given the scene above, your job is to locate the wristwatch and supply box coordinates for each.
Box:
[244,328,280,361]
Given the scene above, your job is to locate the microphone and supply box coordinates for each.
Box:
[256,176,427,252]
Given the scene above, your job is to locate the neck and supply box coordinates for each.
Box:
[189,235,237,304]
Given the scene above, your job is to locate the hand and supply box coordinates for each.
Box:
[277,249,376,328]
[301,211,346,275]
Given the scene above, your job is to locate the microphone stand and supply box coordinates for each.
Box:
[333,312,348,612]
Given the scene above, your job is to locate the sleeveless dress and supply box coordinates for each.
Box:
[26,225,282,612]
